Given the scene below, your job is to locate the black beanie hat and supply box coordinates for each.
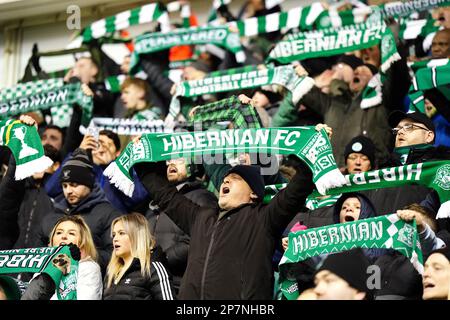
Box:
[60,149,95,189]
[317,249,371,293]
[429,246,450,262]
[337,54,364,70]
[225,165,265,201]
[344,135,376,167]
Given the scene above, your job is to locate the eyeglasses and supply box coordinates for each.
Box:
[391,124,429,135]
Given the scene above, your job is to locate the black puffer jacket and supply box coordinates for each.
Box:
[147,180,217,293]
[39,184,121,271]
[135,161,315,300]
[103,255,175,300]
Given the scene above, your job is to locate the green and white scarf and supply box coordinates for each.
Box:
[0,246,78,300]
[188,95,263,129]
[264,183,341,209]
[0,119,53,180]
[81,118,170,136]
[0,79,94,126]
[168,65,314,119]
[279,214,423,299]
[409,58,450,72]
[361,73,384,109]
[399,18,440,41]
[81,2,170,42]
[409,64,450,113]
[268,22,400,73]
[104,126,346,197]
[130,26,245,74]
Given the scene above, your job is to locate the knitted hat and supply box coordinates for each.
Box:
[344,135,376,167]
[60,149,95,189]
[429,246,450,262]
[336,55,364,70]
[388,111,435,133]
[317,249,371,293]
[225,165,265,201]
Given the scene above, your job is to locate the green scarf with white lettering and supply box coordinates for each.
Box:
[0,79,93,126]
[267,22,400,73]
[0,119,53,180]
[279,214,423,300]
[409,64,450,113]
[104,127,346,197]
[168,65,314,120]
[0,246,78,300]
[130,26,245,74]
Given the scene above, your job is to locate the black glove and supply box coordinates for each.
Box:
[67,243,81,261]
[134,161,168,181]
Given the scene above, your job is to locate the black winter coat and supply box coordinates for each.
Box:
[39,184,121,271]
[135,161,315,300]
[147,180,217,292]
[103,257,175,300]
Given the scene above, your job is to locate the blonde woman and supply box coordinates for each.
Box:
[22,215,102,300]
[103,213,175,300]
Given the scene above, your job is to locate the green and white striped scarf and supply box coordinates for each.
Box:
[104,126,346,197]
[399,18,440,41]
[0,246,78,300]
[0,119,53,180]
[81,2,170,42]
[81,118,169,136]
[280,214,423,299]
[0,79,94,126]
[168,65,315,120]
[130,26,245,74]
[361,73,384,109]
[409,58,450,72]
[409,64,450,113]
[167,1,192,28]
[268,22,400,73]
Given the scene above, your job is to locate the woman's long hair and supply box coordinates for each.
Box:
[106,213,155,288]
[48,215,98,261]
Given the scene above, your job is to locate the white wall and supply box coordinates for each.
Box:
[1,0,315,89]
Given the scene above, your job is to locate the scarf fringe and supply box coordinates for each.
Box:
[436,200,450,219]
[14,156,53,181]
[103,162,135,197]
[314,168,347,195]
[291,77,315,105]
[380,52,401,73]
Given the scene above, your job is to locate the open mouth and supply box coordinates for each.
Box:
[114,245,121,250]
[352,168,361,173]
[353,77,361,84]
[168,167,177,174]
[344,215,355,222]
[222,187,230,195]
[423,282,435,289]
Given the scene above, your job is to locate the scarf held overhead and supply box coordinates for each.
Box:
[104,127,346,197]
[0,119,53,180]
[168,65,314,119]
[0,79,94,126]
[0,246,78,300]
[130,26,245,73]
[268,22,400,73]
[279,214,423,299]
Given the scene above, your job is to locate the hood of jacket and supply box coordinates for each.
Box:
[333,192,377,224]
[54,183,109,214]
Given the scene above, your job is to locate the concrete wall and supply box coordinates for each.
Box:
[1,0,314,89]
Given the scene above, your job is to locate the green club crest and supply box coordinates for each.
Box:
[397,224,415,248]
[433,164,450,191]
[381,35,394,57]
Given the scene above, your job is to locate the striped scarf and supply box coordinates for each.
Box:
[81,118,169,136]
[0,119,53,180]
[81,2,170,42]
[409,64,450,113]
[268,22,400,73]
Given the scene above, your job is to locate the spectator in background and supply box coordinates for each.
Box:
[422,246,450,300]
[40,125,64,151]
[103,213,175,300]
[343,135,377,174]
[38,148,121,272]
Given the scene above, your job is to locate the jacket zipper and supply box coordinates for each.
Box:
[200,220,220,300]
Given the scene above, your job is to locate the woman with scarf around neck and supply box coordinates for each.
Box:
[103,213,175,300]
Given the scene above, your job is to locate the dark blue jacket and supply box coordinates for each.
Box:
[45,152,149,213]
